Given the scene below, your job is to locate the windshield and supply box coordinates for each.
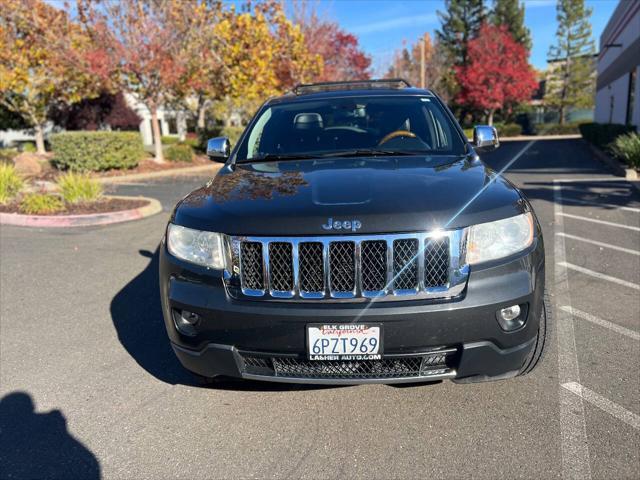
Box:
[235,95,467,162]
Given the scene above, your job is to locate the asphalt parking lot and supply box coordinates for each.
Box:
[1,138,638,479]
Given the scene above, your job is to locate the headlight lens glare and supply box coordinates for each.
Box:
[167,224,225,269]
[467,213,534,264]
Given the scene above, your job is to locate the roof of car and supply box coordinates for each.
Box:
[267,79,436,105]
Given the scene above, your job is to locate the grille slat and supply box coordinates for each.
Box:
[393,239,419,291]
[329,241,356,293]
[268,242,294,292]
[424,237,449,287]
[237,232,460,300]
[240,242,264,291]
[361,240,387,292]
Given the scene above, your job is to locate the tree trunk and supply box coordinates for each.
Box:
[487,109,494,126]
[559,107,565,125]
[150,107,165,163]
[197,102,207,131]
[177,111,187,142]
[34,124,46,154]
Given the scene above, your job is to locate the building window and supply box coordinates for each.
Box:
[626,69,636,125]
[166,117,178,134]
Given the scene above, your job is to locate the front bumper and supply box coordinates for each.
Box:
[159,237,545,384]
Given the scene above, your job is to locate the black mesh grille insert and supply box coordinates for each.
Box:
[329,241,355,292]
[393,238,419,290]
[424,237,449,287]
[361,240,387,291]
[240,242,264,290]
[268,242,294,291]
[241,351,456,379]
[299,242,324,293]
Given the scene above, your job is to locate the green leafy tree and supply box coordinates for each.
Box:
[491,0,531,51]
[545,0,595,124]
[436,0,485,106]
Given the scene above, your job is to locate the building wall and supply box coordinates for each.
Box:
[595,0,640,128]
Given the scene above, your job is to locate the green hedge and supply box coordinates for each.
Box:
[494,123,522,137]
[165,143,194,162]
[51,131,144,171]
[579,122,637,149]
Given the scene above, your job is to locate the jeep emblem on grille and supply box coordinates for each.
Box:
[322,217,362,232]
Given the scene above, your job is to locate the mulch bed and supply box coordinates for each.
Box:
[0,197,148,216]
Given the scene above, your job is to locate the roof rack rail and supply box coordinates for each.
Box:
[293,79,412,95]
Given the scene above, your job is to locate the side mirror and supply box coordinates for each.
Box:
[473,125,499,152]
[206,137,231,162]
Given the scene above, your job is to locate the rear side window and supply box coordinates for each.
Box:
[235,96,466,161]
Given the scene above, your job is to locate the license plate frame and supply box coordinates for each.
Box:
[306,323,383,360]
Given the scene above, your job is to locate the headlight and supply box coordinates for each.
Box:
[467,212,534,265]
[167,224,225,269]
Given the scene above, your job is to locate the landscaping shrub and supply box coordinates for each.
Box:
[0,164,24,204]
[57,172,103,203]
[0,148,19,164]
[579,122,637,149]
[21,142,37,153]
[536,123,581,135]
[50,131,144,172]
[608,132,640,169]
[165,143,194,162]
[161,135,181,145]
[495,123,522,137]
[20,193,64,214]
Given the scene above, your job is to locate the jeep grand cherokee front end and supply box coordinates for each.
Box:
[159,79,547,385]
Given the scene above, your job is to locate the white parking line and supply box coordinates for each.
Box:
[559,262,640,291]
[553,182,592,479]
[557,212,640,231]
[556,232,640,256]
[560,306,640,341]
[562,382,640,430]
[555,177,633,183]
[561,197,640,213]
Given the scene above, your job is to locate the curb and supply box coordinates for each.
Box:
[586,142,638,180]
[96,164,221,184]
[466,134,582,142]
[0,195,163,228]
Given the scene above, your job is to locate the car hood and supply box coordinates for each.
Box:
[172,156,526,235]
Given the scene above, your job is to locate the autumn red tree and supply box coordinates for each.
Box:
[455,24,537,125]
[294,7,370,82]
[77,0,220,162]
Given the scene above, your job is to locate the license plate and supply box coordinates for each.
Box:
[307,324,382,360]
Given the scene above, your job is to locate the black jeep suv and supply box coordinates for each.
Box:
[160,80,547,385]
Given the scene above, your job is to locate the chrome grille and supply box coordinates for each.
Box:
[230,230,468,302]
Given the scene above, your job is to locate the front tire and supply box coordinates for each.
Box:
[517,292,551,376]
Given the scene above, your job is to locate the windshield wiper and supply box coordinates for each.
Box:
[320,149,430,158]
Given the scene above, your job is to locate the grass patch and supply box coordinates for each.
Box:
[20,193,64,214]
[0,164,24,204]
[57,172,103,204]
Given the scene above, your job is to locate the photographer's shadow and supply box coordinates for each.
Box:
[0,391,101,479]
